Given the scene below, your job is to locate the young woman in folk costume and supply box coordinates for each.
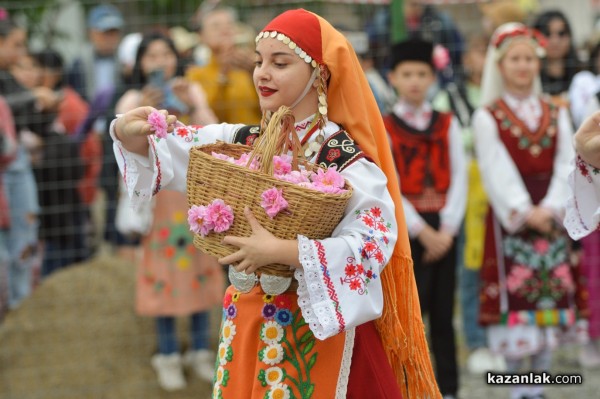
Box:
[473,23,587,399]
[110,8,438,399]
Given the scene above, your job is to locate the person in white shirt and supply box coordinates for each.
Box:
[473,22,585,399]
[383,38,467,399]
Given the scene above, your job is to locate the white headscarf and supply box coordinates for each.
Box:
[480,22,546,107]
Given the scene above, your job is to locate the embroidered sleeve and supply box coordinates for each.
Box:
[564,155,600,239]
[294,159,397,340]
[111,118,243,210]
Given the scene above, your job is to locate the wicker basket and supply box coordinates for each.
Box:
[186,107,353,276]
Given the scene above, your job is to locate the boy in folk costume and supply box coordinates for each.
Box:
[110,9,439,399]
[384,39,467,399]
[474,23,587,399]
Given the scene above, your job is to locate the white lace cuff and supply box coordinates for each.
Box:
[110,118,159,210]
[295,235,342,340]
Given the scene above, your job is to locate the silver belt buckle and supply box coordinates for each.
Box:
[228,266,292,295]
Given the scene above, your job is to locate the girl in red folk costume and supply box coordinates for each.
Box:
[474,23,587,399]
[383,38,467,399]
[110,9,438,399]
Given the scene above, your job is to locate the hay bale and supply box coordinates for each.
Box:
[0,255,215,399]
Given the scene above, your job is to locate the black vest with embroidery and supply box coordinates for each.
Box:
[232,125,365,172]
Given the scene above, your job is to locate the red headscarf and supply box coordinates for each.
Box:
[260,9,439,398]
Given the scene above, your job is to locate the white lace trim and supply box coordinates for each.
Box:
[110,119,157,211]
[295,235,341,340]
[564,159,599,240]
[335,328,355,399]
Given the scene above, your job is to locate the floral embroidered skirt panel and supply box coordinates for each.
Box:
[479,175,588,359]
[136,190,225,316]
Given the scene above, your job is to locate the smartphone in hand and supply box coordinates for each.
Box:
[148,69,165,87]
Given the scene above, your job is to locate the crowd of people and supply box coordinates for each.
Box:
[2,1,600,398]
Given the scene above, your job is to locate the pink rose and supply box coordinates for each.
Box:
[272,154,292,176]
[276,170,311,184]
[204,199,235,233]
[310,167,347,194]
[261,187,289,219]
[235,153,260,171]
[212,152,234,163]
[187,205,213,236]
[311,167,344,187]
[147,110,168,139]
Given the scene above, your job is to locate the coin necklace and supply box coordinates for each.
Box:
[300,116,324,160]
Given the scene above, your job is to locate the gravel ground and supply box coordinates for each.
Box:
[0,254,597,399]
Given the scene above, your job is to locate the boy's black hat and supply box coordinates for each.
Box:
[389,38,434,70]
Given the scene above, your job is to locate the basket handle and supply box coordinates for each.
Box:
[246,106,303,175]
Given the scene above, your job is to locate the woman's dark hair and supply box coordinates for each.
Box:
[33,49,65,88]
[532,10,580,93]
[129,32,183,88]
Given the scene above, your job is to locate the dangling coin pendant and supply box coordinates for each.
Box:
[309,141,321,152]
[319,105,327,115]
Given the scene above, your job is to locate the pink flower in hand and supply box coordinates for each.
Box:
[310,167,347,194]
[147,110,168,139]
[188,205,213,236]
[205,199,235,233]
[261,187,289,219]
[273,154,292,176]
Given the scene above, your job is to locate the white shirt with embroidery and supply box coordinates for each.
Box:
[565,156,600,240]
[111,116,398,340]
[391,100,468,238]
[472,94,574,233]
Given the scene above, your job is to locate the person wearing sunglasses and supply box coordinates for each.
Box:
[532,10,582,102]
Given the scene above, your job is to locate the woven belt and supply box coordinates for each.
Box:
[228,266,298,295]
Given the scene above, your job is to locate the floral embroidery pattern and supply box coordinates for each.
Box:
[314,240,346,332]
[167,125,203,143]
[257,294,318,399]
[150,211,196,271]
[340,207,391,295]
[503,235,570,304]
[149,138,162,195]
[213,291,240,398]
[576,155,600,183]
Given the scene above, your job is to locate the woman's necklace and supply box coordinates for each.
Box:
[299,116,325,160]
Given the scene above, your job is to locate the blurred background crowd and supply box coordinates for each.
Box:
[2,0,600,398]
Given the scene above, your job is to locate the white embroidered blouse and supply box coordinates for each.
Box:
[472,94,574,234]
[110,115,398,340]
[565,156,600,240]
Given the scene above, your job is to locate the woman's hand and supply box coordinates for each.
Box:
[575,111,600,169]
[526,206,554,234]
[418,225,453,264]
[114,107,177,155]
[218,207,300,273]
